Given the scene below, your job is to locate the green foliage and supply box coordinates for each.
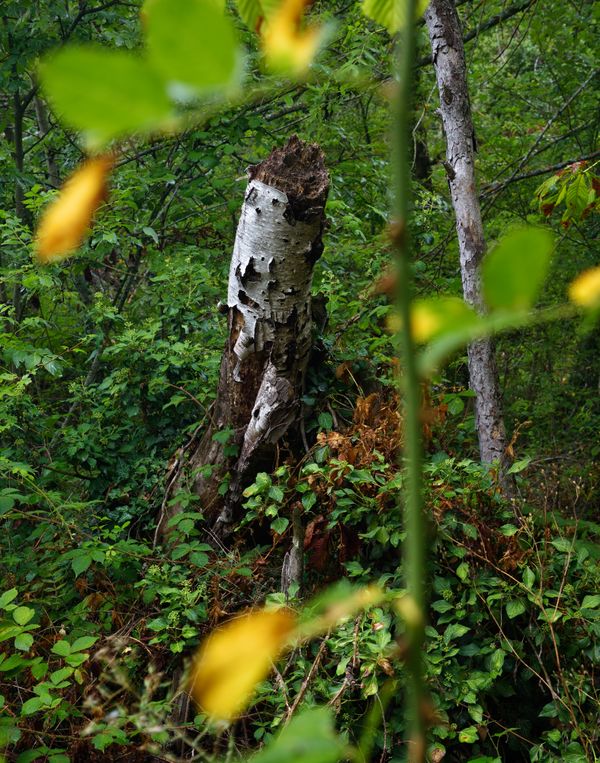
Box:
[1,0,599,760]
[40,46,173,145]
[482,227,553,311]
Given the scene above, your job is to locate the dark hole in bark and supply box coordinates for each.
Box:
[238,290,260,309]
[240,258,261,285]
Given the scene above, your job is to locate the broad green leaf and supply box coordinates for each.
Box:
[71,554,92,577]
[40,46,173,146]
[505,599,526,619]
[145,0,238,93]
[362,0,430,33]
[270,516,289,534]
[13,606,35,626]
[250,707,347,763]
[456,562,469,581]
[489,649,505,674]
[458,725,479,744]
[14,633,34,652]
[21,697,45,716]
[71,636,98,652]
[51,640,71,657]
[522,567,535,589]
[580,594,600,610]
[507,456,531,474]
[50,667,74,685]
[0,588,18,609]
[236,0,264,30]
[482,227,554,311]
[443,623,469,643]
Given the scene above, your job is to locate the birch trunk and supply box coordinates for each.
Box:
[156,136,329,540]
[425,0,510,478]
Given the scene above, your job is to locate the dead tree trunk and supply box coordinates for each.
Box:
[156,136,329,541]
[425,0,511,482]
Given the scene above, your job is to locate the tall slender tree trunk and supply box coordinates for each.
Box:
[425,0,511,480]
[156,136,329,541]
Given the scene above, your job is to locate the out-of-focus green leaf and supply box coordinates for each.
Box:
[362,0,430,33]
[482,227,554,311]
[250,707,347,763]
[40,46,172,146]
[145,0,238,93]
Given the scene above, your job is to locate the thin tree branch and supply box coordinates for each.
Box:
[482,150,600,196]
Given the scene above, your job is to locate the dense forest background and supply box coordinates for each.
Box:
[1,1,599,761]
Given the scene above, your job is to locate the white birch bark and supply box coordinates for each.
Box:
[156,136,329,540]
[425,0,510,474]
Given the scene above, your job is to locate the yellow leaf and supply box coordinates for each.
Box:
[188,608,295,720]
[262,0,324,75]
[568,266,600,308]
[35,154,114,264]
[410,302,442,343]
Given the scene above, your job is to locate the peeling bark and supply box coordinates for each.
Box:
[425,0,511,479]
[156,136,329,540]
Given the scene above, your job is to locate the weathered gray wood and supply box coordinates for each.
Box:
[425,0,510,477]
[156,136,329,541]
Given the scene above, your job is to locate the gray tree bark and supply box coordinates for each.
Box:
[425,0,511,477]
[155,136,329,541]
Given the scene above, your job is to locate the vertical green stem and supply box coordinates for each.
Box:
[392,3,426,761]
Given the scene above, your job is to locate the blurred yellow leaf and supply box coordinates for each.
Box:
[568,266,600,307]
[262,0,324,75]
[188,608,295,720]
[411,302,442,343]
[35,154,114,264]
[410,297,478,344]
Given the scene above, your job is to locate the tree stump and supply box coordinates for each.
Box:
[156,136,329,541]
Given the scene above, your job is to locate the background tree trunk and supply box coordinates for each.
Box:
[156,136,329,541]
[425,0,511,482]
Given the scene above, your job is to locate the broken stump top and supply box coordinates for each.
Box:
[248,135,330,220]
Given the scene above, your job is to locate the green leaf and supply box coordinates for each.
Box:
[499,524,519,536]
[522,566,536,589]
[456,562,469,581]
[458,725,479,744]
[145,0,238,93]
[50,667,74,684]
[550,537,573,553]
[71,636,98,652]
[13,606,35,626]
[235,0,264,30]
[250,707,347,763]
[505,599,526,619]
[580,594,600,610]
[362,0,430,33]
[443,623,470,643]
[71,554,92,577]
[51,640,71,657]
[0,588,18,609]
[40,45,173,146]
[270,516,289,534]
[507,456,531,474]
[21,697,45,716]
[143,226,159,244]
[14,633,34,652]
[489,649,505,674]
[482,227,554,311]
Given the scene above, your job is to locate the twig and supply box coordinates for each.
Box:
[284,635,330,725]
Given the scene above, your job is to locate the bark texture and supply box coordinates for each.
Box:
[425,0,510,473]
[156,136,329,540]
